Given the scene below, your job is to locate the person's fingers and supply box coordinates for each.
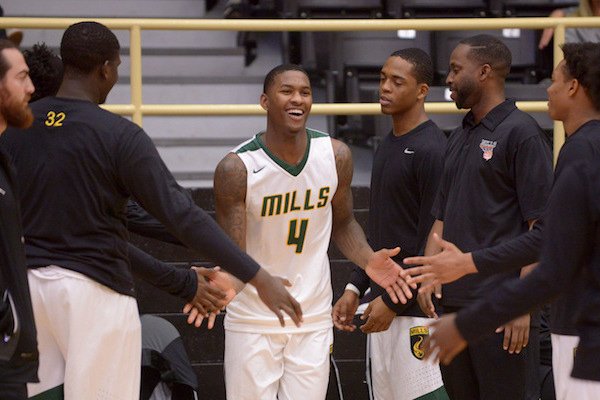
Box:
[360,303,372,321]
[502,325,512,351]
[186,307,199,325]
[385,285,400,304]
[417,293,435,318]
[281,278,292,287]
[434,284,442,299]
[282,295,303,327]
[360,316,374,333]
[396,277,414,299]
[417,276,438,293]
[386,246,401,257]
[522,325,530,349]
[182,303,193,314]
[403,256,428,266]
[207,312,218,330]
[194,313,205,328]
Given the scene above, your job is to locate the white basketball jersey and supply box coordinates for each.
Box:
[225,129,338,333]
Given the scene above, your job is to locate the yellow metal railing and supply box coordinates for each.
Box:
[2,16,600,159]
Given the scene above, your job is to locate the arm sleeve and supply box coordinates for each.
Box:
[415,142,445,255]
[456,162,592,342]
[128,244,197,301]
[472,220,543,275]
[116,128,260,283]
[514,133,553,222]
[348,265,370,297]
[126,200,182,245]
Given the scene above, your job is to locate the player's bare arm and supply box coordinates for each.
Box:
[329,138,414,304]
[214,152,303,327]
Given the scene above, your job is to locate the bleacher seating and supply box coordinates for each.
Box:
[387,0,489,18]
[280,0,385,19]
[490,0,579,17]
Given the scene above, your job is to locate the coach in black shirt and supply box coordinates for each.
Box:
[419,35,553,400]
[424,42,600,399]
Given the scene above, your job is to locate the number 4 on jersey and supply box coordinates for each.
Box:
[287,219,308,253]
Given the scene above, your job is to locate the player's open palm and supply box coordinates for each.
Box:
[366,247,415,304]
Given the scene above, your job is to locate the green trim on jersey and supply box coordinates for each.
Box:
[238,128,329,177]
[29,385,65,400]
[235,137,261,154]
[414,386,450,400]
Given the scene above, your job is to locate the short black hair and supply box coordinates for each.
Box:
[459,34,512,79]
[0,38,18,80]
[263,64,310,94]
[389,48,433,86]
[561,42,600,112]
[24,43,63,101]
[60,21,120,74]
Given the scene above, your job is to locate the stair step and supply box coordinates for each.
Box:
[108,81,263,104]
[20,30,240,53]
[3,0,207,18]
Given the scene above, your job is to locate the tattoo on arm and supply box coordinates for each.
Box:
[330,139,372,268]
[214,153,247,250]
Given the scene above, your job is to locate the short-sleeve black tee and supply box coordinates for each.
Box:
[433,99,553,307]
[350,120,446,316]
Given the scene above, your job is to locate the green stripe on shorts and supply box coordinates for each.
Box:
[29,385,64,400]
[415,385,450,400]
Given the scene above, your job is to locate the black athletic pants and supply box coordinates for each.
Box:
[441,306,540,400]
[0,382,27,400]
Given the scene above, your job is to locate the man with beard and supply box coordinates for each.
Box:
[417,34,553,399]
[0,22,304,399]
[332,48,448,400]
[0,39,37,399]
[420,42,600,400]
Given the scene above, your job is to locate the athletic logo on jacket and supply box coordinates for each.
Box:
[409,326,429,360]
[479,139,497,161]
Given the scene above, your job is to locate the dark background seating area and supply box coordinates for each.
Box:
[228,0,571,144]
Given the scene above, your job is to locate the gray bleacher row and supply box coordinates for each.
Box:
[246,0,578,19]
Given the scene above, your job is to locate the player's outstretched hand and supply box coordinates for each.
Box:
[496,313,530,354]
[332,290,359,332]
[403,233,477,292]
[190,266,229,316]
[360,296,395,334]
[365,247,416,304]
[423,313,467,365]
[250,268,303,327]
[183,303,220,329]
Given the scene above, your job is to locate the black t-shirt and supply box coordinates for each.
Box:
[433,99,553,307]
[0,96,260,296]
[456,157,600,381]
[349,120,446,316]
